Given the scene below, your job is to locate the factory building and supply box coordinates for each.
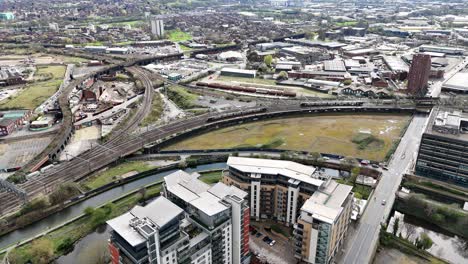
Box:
[415,108,468,187]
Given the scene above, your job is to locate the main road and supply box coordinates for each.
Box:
[341,56,467,264]
[341,114,428,264]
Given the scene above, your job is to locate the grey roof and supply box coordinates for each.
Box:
[131,196,184,228]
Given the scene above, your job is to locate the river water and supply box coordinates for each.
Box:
[0,163,227,250]
[388,211,468,264]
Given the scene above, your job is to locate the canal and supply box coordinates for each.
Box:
[0,163,227,250]
[388,211,468,264]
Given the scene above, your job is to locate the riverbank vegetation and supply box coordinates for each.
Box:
[395,194,468,238]
[5,183,162,264]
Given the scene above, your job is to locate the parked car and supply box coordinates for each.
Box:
[360,160,370,166]
[269,240,276,246]
[381,200,386,205]
[256,232,263,238]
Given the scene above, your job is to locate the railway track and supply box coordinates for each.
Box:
[0,99,420,215]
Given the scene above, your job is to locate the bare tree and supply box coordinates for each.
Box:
[403,222,417,242]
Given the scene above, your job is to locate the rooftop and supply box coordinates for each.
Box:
[443,72,468,92]
[107,196,184,247]
[426,107,468,140]
[301,181,353,224]
[227,156,323,187]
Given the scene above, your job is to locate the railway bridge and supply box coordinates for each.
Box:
[0,100,424,215]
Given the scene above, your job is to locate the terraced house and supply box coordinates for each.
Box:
[223,157,354,264]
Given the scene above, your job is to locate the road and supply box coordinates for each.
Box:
[0,101,418,216]
[341,114,428,264]
[341,56,468,264]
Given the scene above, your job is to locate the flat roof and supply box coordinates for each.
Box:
[131,196,184,227]
[323,60,346,72]
[301,181,352,224]
[227,156,323,187]
[425,107,468,141]
[190,192,229,216]
[443,72,468,91]
[107,196,184,247]
[221,68,256,75]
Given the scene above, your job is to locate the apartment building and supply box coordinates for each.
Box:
[294,181,353,264]
[107,170,250,264]
[415,108,468,187]
[223,157,354,264]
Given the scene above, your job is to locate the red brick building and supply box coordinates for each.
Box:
[407,54,431,95]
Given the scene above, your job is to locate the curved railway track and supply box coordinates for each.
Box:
[0,100,419,215]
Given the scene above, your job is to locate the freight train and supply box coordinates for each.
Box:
[197,82,296,97]
[206,107,268,122]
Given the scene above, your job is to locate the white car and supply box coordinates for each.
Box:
[269,240,276,246]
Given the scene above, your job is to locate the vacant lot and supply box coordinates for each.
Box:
[166,114,411,161]
[0,65,65,110]
[167,29,192,42]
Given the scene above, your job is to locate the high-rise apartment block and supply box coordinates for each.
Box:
[150,17,165,38]
[223,157,354,264]
[407,54,431,95]
[107,170,250,264]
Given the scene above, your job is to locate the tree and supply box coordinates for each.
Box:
[392,217,400,236]
[49,182,81,205]
[308,152,322,162]
[415,233,433,250]
[277,71,288,81]
[349,167,360,186]
[341,156,358,170]
[30,239,54,264]
[343,79,352,86]
[264,55,273,67]
[404,222,417,241]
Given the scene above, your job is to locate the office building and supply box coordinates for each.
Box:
[223,157,353,264]
[407,54,431,95]
[108,170,250,264]
[150,18,165,38]
[0,12,14,21]
[415,108,468,187]
[294,181,353,264]
[419,45,465,55]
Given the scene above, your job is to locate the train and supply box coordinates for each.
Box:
[206,107,268,123]
[196,82,296,97]
[300,101,365,107]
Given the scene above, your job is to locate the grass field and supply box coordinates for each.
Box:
[198,170,223,184]
[167,29,192,42]
[82,161,157,190]
[140,93,164,127]
[5,183,162,263]
[0,65,65,110]
[166,114,411,161]
[167,85,199,109]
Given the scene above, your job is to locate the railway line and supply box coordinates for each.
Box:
[0,99,420,215]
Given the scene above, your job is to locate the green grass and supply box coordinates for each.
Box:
[6,183,162,263]
[217,75,276,85]
[82,161,157,190]
[167,29,192,42]
[336,179,372,199]
[109,20,144,27]
[167,85,199,109]
[335,21,358,27]
[198,170,223,184]
[179,44,193,51]
[166,114,411,161]
[140,94,164,127]
[215,75,335,98]
[0,65,65,110]
[351,133,384,150]
[60,56,88,64]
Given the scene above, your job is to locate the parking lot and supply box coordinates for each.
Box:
[249,222,297,264]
